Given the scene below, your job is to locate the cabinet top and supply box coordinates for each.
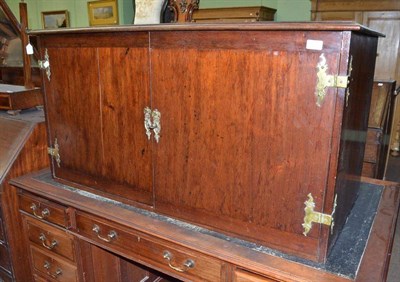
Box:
[29,22,383,37]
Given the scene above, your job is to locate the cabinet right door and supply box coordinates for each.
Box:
[151,30,343,261]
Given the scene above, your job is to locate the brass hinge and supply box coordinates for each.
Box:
[38,48,51,81]
[48,138,61,168]
[315,53,349,107]
[302,193,337,236]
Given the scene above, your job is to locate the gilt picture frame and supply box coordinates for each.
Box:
[88,0,119,26]
[41,10,69,29]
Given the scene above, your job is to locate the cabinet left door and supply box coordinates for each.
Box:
[40,33,154,206]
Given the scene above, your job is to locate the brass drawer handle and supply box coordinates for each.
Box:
[92,224,117,242]
[39,233,58,250]
[163,250,195,273]
[30,203,50,219]
[43,260,63,278]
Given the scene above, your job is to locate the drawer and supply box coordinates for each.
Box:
[0,95,11,109]
[0,242,11,272]
[136,237,223,282]
[76,212,223,281]
[30,245,78,282]
[76,212,141,255]
[19,193,69,228]
[24,215,75,261]
[234,269,281,282]
[364,143,379,163]
[362,162,376,178]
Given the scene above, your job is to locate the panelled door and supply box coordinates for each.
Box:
[41,33,153,205]
[150,30,344,261]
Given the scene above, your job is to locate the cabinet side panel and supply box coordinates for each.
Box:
[326,32,379,255]
[152,30,342,261]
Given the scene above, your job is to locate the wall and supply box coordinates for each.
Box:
[5,0,134,29]
[4,0,310,29]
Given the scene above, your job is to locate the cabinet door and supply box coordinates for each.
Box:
[151,31,342,260]
[41,33,153,205]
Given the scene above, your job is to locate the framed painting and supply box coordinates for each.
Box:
[88,0,119,26]
[42,10,69,29]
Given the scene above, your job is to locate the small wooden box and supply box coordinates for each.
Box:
[192,6,276,23]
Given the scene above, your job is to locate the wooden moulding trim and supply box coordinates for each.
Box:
[355,183,400,281]
[28,22,383,37]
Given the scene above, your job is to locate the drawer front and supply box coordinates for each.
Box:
[234,269,281,282]
[136,237,223,282]
[30,245,78,282]
[76,212,223,281]
[75,212,140,255]
[362,162,376,178]
[19,193,69,228]
[364,143,379,163]
[24,216,75,261]
[0,242,11,271]
[0,95,11,109]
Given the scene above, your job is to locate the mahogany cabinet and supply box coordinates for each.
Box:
[33,23,379,263]
[10,170,400,282]
[0,110,48,281]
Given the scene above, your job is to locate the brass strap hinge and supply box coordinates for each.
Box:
[38,48,51,81]
[302,193,337,236]
[315,53,349,107]
[48,138,61,167]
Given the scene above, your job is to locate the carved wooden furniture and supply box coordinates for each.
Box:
[166,0,199,22]
[10,170,400,281]
[32,23,379,263]
[362,80,397,178]
[192,6,276,23]
[0,111,48,281]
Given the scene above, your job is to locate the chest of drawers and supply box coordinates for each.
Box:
[10,169,400,281]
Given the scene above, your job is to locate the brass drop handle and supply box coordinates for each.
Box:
[162,251,195,273]
[92,224,117,242]
[39,233,58,250]
[43,260,63,278]
[30,203,50,219]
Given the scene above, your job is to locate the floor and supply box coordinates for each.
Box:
[385,155,400,282]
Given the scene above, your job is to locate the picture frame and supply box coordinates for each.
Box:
[88,0,119,26]
[41,10,69,29]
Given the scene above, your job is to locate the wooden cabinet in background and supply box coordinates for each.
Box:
[362,80,396,178]
[192,6,276,23]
